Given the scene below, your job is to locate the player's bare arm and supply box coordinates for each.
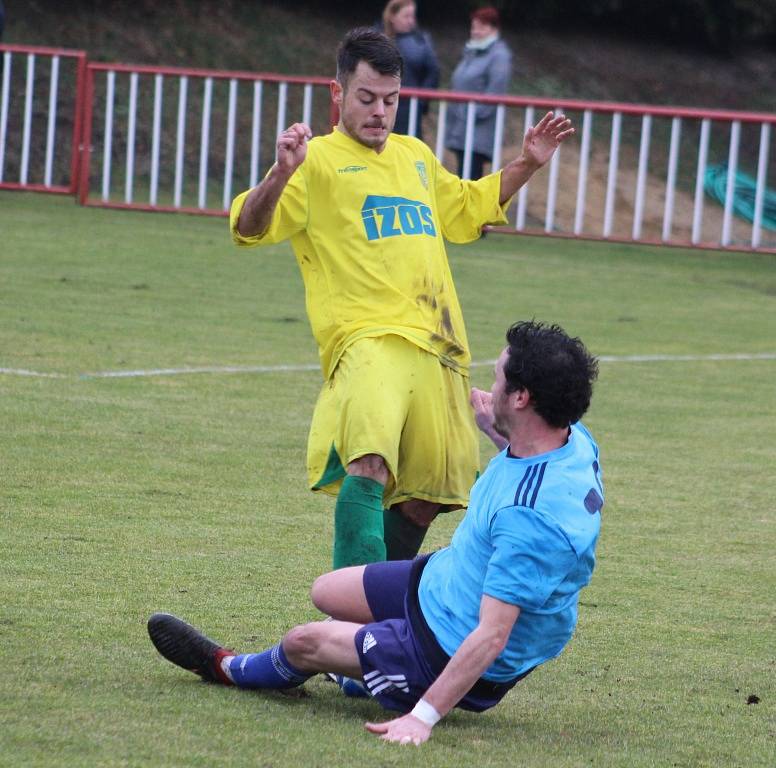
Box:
[235,122,312,237]
[498,111,574,206]
[365,596,520,745]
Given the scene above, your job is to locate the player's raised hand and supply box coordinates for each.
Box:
[365,713,432,746]
[470,386,509,451]
[470,387,495,435]
[276,123,313,175]
[522,111,574,169]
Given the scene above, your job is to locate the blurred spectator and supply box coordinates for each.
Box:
[381,0,440,139]
[445,7,513,179]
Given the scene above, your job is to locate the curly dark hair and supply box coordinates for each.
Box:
[503,321,598,428]
[336,27,403,88]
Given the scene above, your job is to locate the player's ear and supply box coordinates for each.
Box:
[330,79,343,106]
[511,387,531,412]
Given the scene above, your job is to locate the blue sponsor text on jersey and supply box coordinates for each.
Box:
[361,195,437,241]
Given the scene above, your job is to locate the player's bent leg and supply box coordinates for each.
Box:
[311,566,374,624]
[282,620,363,679]
[332,454,389,569]
[384,499,441,560]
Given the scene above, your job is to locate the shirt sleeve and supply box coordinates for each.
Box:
[431,158,509,243]
[483,505,578,610]
[229,167,309,247]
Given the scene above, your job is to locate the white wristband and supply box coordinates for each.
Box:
[411,698,441,727]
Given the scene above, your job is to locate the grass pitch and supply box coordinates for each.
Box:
[1,190,774,767]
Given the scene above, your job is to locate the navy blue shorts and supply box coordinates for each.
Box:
[353,557,531,714]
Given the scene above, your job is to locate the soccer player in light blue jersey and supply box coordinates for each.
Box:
[148,320,602,746]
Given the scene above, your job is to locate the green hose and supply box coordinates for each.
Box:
[704,164,776,231]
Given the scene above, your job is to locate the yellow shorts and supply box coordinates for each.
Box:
[307,334,479,509]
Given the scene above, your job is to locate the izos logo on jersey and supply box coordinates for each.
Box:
[361,195,437,241]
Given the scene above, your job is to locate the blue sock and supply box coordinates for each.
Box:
[228,643,312,690]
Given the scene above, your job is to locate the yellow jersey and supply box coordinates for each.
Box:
[230,129,509,379]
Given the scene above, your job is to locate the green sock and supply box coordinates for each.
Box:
[383,507,428,561]
[332,475,386,569]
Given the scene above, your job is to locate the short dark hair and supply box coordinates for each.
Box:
[336,27,403,88]
[503,321,598,428]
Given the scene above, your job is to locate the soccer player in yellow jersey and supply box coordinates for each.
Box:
[230,28,573,569]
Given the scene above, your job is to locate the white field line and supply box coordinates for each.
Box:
[0,367,67,378]
[1,352,776,380]
[83,363,321,378]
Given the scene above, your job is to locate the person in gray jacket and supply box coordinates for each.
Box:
[381,0,440,140]
[445,7,513,179]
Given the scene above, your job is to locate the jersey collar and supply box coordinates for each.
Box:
[330,126,394,158]
[505,427,575,463]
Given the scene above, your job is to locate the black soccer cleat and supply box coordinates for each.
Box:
[147,612,233,684]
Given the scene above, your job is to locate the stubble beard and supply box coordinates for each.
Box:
[341,112,390,151]
[491,407,510,440]
[493,418,510,440]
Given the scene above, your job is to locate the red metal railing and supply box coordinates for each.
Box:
[0,44,87,195]
[1,43,774,253]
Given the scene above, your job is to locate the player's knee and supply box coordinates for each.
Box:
[346,453,389,485]
[310,573,336,615]
[282,623,322,665]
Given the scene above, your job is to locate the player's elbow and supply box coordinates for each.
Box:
[479,624,510,658]
[231,221,269,246]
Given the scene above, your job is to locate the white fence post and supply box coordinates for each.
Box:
[276,82,287,143]
[150,73,163,206]
[434,100,447,162]
[302,83,313,126]
[20,54,35,185]
[662,116,681,242]
[407,97,418,138]
[721,120,741,247]
[462,101,476,180]
[101,70,115,201]
[603,111,621,238]
[249,80,262,189]
[573,109,592,236]
[0,52,10,182]
[198,76,212,209]
[223,78,238,211]
[515,105,534,231]
[752,123,771,250]
[691,118,711,245]
[125,71,138,203]
[632,114,652,240]
[545,107,562,233]
[44,56,60,187]
[174,75,188,208]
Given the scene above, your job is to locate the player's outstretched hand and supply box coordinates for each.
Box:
[276,123,312,176]
[522,111,574,169]
[365,714,432,746]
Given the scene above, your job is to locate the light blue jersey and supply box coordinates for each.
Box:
[418,422,603,681]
